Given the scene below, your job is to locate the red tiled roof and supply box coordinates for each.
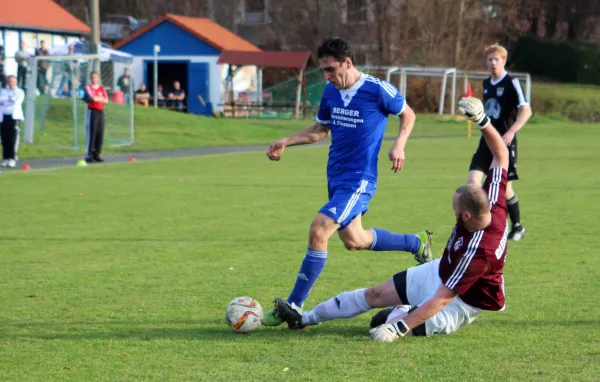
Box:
[114,14,261,52]
[0,0,89,34]
[218,50,311,69]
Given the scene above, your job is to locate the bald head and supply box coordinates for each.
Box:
[454,184,490,217]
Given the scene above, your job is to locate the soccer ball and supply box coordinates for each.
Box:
[225,296,264,333]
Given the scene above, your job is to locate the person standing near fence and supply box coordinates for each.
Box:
[84,71,108,163]
[0,76,25,168]
[15,42,30,90]
[59,44,76,97]
[35,41,50,94]
[117,68,133,104]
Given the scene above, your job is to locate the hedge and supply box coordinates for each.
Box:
[511,36,600,85]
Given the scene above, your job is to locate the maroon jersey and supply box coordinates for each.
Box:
[85,84,107,111]
[439,167,509,311]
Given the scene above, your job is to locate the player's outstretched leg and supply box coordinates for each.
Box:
[276,279,403,331]
[274,297,305,330]
[276,288,372,330]
[262,214,340,327]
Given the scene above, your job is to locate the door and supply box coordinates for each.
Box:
[187,62,211,116]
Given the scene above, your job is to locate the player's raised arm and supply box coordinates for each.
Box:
[458,97,508,171]
[266,123,330,161]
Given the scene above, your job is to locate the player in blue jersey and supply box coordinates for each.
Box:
[262,37,433,327]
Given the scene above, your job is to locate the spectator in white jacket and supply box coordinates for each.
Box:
[0,76,25,168]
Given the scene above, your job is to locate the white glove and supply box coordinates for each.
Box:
[458,97,490,128]
[369,324,400,343]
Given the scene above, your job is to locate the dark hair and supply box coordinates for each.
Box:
[317,37,354,64]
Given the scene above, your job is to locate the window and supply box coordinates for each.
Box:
[243,0,269,24]
[4,30,19,57]
[38,33,53,48]
[4,31,20,76]
[21,32,38,53]
[246,0,265,12]
[52,35,66,49]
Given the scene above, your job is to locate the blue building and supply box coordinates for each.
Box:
[0,0,89,76]
[113,14,261,116]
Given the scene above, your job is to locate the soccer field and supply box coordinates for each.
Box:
[1,120,599,381]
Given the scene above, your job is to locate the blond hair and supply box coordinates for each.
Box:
[485,43,508,60]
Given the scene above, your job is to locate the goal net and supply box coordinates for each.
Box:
[23,54,134,150]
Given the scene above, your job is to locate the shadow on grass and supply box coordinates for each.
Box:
[3,318,594,342]
[0,319,370,341]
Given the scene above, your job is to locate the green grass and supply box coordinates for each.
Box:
[1,119,599,380]
[24,99,309,159]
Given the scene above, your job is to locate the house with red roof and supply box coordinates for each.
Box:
[113,14,262,115]
[0,0,89,76]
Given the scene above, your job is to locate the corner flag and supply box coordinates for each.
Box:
[466,82,473,137]
[465,82,473,97]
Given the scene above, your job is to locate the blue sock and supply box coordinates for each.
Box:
[369,228,420,253]
[287,248,328,307]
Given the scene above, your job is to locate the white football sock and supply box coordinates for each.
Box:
[301,289,371,326]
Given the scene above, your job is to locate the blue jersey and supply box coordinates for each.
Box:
[316,73,405,185]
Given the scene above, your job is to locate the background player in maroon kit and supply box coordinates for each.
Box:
[273,96,511,341]
[85,72,108,163]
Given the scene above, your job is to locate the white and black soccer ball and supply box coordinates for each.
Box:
[225,296,264,333]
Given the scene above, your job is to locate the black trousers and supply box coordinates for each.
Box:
[17,66,28,89]
[1,115,20,160]
[86,109,105,158]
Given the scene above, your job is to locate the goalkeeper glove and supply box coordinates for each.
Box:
[458,97,490,129]
[369,320,410,342]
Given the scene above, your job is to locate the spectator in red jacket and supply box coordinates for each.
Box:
[84,71,108,163]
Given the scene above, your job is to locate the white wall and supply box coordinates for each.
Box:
[129,56,257,113]
[219,64,259,94]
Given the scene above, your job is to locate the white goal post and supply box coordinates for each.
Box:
[23,53,135,150]
[382,66,532,115]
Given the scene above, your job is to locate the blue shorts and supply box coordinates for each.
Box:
[318,180,377,230]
